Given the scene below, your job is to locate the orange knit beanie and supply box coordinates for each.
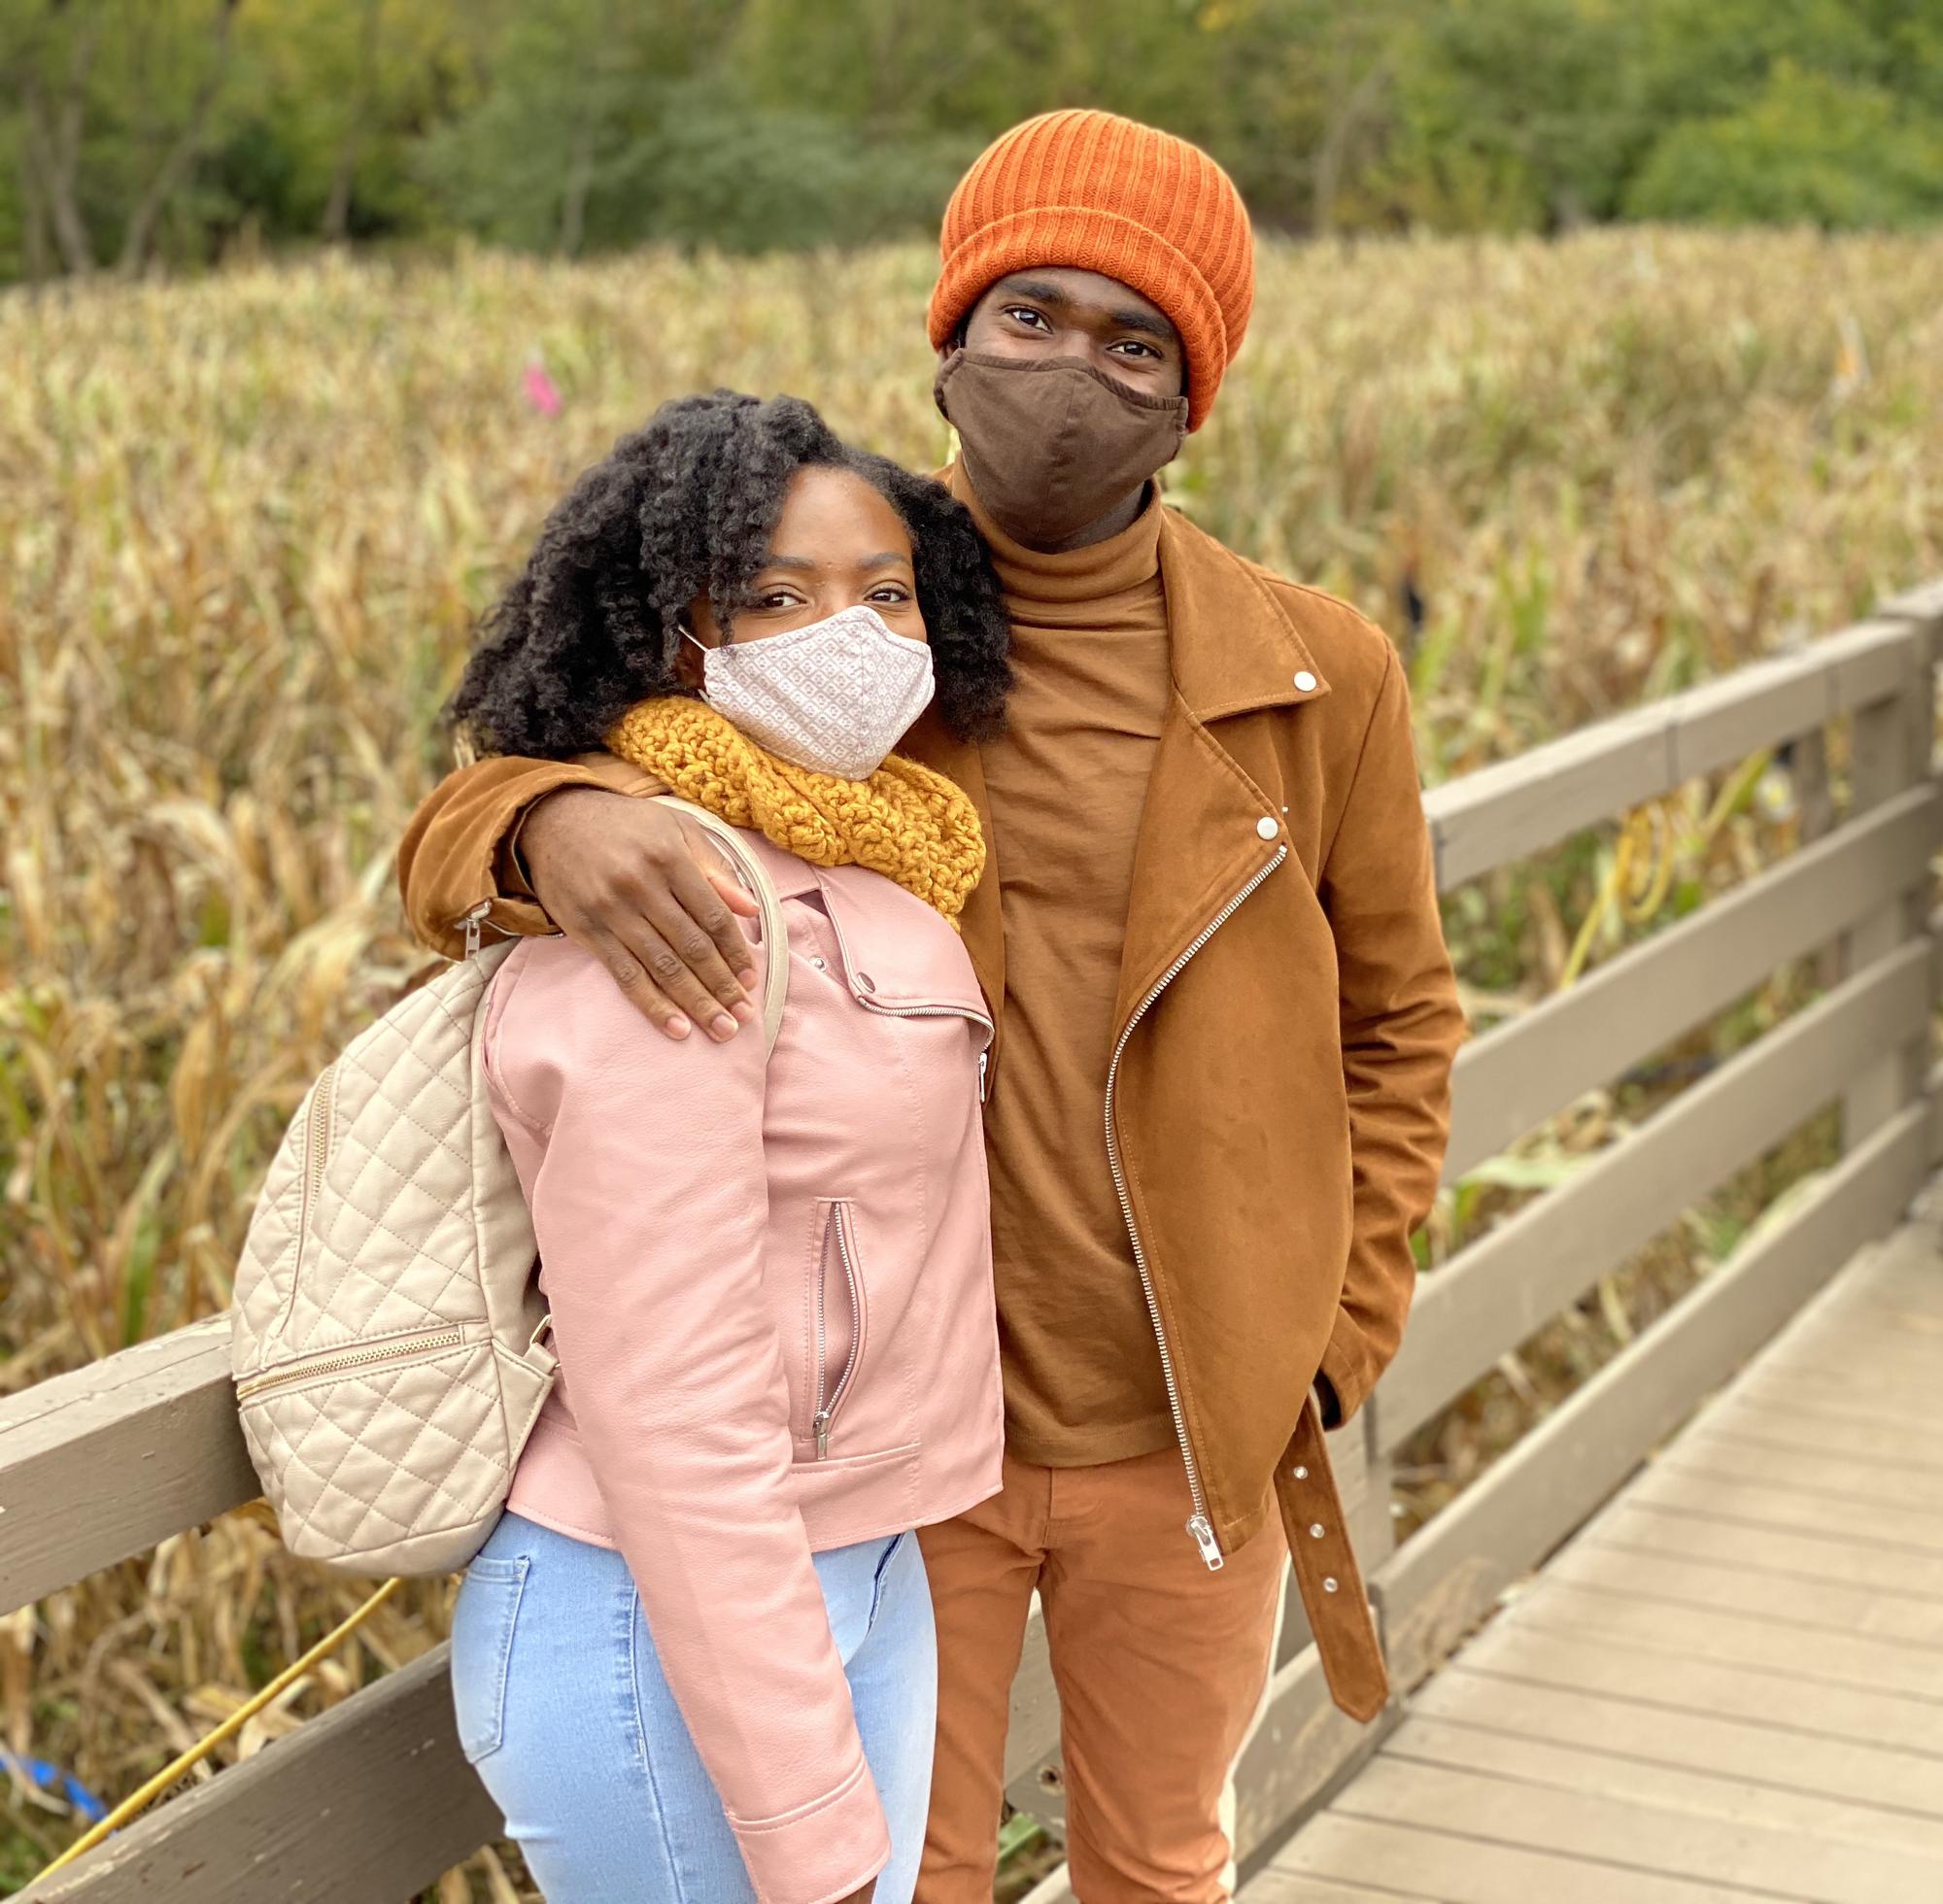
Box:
[927,110,1254,432]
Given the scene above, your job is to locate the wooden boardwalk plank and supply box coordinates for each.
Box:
[1686,1392,1943,1475]
[1619,1463,1943,1560]
[1277,1215,1943,1900]
[1784,1298,1943,1347]
[1725,1375,1943,1449]
[1329,1758,1940,1901]
[1543,1539,1943,1647]
[1756,1334,1943,1391]
[1244,1870,1452,1904]
[1450,1619,1943,1758]
[1411,1669,1943,1820]
[1266,1814,1755,1904]
[1510,1581,1943,1696]
[1384,1713,1943,1856]
[1572,1499,1943,1599]
[1636,1431,1943,1513]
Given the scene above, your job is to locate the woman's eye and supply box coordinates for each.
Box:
[869,585,913,604]
[758,591,801,609]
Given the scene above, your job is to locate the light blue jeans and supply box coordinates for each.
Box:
[449,1509,936,1903]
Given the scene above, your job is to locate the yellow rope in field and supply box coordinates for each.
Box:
[38,1576,404,1874]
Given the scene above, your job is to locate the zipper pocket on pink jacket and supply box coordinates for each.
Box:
[809,1201,869,1459]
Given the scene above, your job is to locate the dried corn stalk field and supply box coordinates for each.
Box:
[3,228,1941,1894]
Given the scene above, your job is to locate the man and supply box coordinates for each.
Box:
[401,110,1461,1901]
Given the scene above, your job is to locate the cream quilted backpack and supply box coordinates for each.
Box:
[229,797,788,1579]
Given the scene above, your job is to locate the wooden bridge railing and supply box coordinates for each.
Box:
[7,578,1942,1903]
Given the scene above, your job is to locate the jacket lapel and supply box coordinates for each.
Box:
[1109,512,1331,1032]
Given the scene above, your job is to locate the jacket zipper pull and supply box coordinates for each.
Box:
[461,900,493,959]
[1187,1513,1225,1572]
[978,1051,990,1103]
[812,1409,833,1459]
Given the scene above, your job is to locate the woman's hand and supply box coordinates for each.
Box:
[520,787,762,1040]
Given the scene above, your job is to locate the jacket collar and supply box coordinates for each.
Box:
[934,460,1331,725]
[1156,505,1331,723]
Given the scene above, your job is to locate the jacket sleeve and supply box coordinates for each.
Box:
[1314,643,1464,1424]
[396,753,650,961]
[485,939,891,1904]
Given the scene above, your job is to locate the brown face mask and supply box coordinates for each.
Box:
[933,349,1189,548]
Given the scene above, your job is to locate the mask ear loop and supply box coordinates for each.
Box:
[669,621,711,699]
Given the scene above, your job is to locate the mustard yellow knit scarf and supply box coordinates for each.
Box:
[605,697,986,923]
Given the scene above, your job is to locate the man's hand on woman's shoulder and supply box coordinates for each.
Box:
[520,786,762,1042]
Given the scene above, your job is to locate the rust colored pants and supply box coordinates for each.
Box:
[916,1447,1287,1902]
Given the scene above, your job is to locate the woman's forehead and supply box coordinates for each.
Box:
[766,466,912,560]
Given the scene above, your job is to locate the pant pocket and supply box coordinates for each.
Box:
[868,1530,912,1628]
[451,1553,529,1763]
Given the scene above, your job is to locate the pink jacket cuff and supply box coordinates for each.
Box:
[731,1749,891,1904]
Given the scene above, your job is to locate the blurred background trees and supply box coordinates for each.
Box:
[2,0,1940,283]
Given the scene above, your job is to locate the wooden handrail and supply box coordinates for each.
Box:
[1426,617,1920,891]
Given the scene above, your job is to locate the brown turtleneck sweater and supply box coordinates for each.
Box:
[949,460,1176,1467]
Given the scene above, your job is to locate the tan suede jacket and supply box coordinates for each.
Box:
[396,502,1463,1721]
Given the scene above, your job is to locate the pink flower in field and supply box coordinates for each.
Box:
[524,358,562,417]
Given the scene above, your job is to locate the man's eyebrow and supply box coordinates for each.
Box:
[995,275,1071,306]
[1108,304,1178,344]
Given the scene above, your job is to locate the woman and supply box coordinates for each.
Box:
[443,391,1012,1904]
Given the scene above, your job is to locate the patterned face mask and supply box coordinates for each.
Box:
[685,603,937,781]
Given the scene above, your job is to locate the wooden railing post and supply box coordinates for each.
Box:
[1840,642,1934,1147]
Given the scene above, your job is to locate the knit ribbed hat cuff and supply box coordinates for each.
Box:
[927,205,1230,433]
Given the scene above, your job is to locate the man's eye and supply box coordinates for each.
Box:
[1112,340,1159,359]
[1005,306,1051,331]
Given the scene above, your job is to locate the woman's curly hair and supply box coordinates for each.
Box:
[447,391,1012,760]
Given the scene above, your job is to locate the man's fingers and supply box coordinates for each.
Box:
[577,924,696,1040]
[609,908,744,1042]
[677,823,764,969]
[657,859,761,1028]
[704,867,762,918]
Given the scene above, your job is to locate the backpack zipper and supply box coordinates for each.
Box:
[811,1203,866,1458]
[298,1065,337,1240]
[268,1063,338,1344]
[235,1326,467,1403]
[1104,843,1287,1572]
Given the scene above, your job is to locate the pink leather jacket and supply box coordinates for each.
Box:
[481,828,1005,1904]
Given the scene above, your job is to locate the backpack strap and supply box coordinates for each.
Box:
[649,795,790,1057]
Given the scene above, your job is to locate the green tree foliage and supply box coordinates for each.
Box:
[1,0,1938,283]
[1627,64,1943,227]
